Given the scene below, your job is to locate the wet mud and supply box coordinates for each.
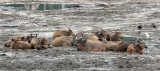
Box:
[0,2,160,71]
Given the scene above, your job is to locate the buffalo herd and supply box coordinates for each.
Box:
[4,28,147,54]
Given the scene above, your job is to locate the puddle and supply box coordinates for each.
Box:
[0,25,18,28]
[105,57,116,62]
[122,37,136,41]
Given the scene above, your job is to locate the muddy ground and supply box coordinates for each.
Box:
[0,2,160,71]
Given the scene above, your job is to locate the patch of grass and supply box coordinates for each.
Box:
[156,30,160,33]
[142,38,152,41]
[122,37,136,41]
[153,45,160,48]
[46,18,61,26]
[92,25,99,29]
[144,52,160,55]
[105,57,113,61]
[1,33,20,37]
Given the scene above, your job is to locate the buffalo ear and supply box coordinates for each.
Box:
[30,33,32,37]
[81,34,84,37]
[80,32,83,37]
[100,29,103,32]
[11,37,14,41]
[135,43,141,49]
[83,39,87,43]
[39,40,43,44]
[35,34,38,37]
[81,39,87,45]
[137,40,141,43]
[27,36,29,40]
[145,46,147,48]
[22,37,25,40]
[68,28,71,31]
[116,31,119,34]
[75,34,78,38]
[98,38,102,41]
[42,37,45,41]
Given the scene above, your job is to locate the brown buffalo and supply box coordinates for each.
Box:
[105,41,121,51]
[99,29,109,39]
[26,34,38,43]
[4,36,28,47]
[75,31,83,41]
[75,31,107,44]
[41,37,49,48]
[11,39,31,49]
[4,39,12,47]
[52,36,75,47]
[106,40,147,53]
[13,36,28,41]
[77,38,106,51]
[85,32,100,41]
[99,29,122,41]
[75,31,99,41]
[127,42,145,54]
[89,31,109,42]
[107,41,133,52]
[98,29,112,41]
[52,28,74,39]
[111,31,122,41]
[4,34,38,47]
[30,37,49,49]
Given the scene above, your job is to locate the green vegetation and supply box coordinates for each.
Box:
[153,45,160,48]
[46,18,61,26]
[141,38,152,41]
[1,3,79,11]
[37,4,62,10]
[1,4,26,10]
[105,57,113,61]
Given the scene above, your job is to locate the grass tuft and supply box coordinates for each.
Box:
[46,18,61,26]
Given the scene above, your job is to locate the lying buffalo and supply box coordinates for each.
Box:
[52,36,75,47]
[77,38,106,51]
[30,37,49,49]
[11,38,31,49]
[52,28,74,39]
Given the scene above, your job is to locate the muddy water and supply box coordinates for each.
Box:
[0,2,160,71]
